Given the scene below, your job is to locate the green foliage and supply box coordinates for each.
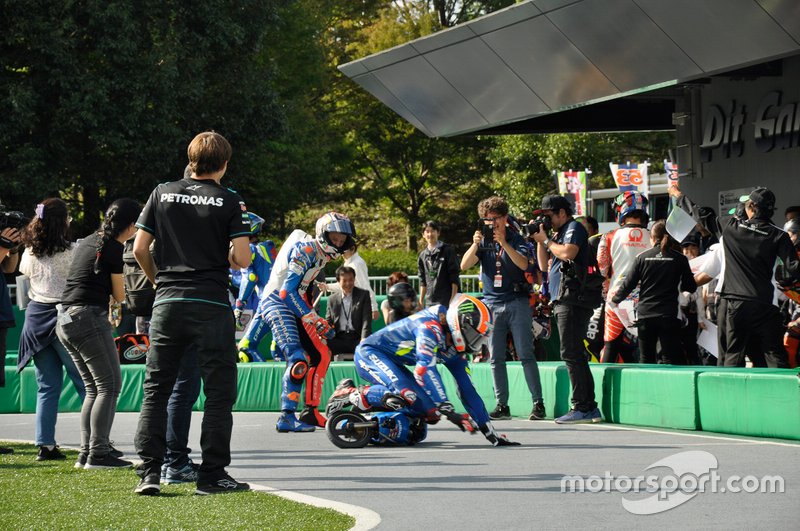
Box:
[0,443,354,530]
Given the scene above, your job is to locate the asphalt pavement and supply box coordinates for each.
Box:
[1,412,797,530]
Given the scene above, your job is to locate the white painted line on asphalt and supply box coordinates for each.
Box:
[578,423,800,447]
[250,484,381,531]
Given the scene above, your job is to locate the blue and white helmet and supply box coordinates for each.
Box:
[315,212,356,259]
[247,212,265,236]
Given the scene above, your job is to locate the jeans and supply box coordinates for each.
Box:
[34,339,86,446]
[487,297,542,405]
[135,302,237,482]
[554,303,597,412]
[164,348,201,469]
[56,305,121,457]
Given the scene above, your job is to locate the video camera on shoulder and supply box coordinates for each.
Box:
[478,219,495,251]
[520,215,552,239]
[0,202,29,231]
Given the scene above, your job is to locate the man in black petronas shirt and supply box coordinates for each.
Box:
[132,132,252,495]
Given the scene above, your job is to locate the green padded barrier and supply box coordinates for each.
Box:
[5,353,17,366]
[697,369,800,440]
[0,368,21,413]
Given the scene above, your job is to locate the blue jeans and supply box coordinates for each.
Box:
[56,305,121,457]
[164,348,200,469]
[33,339,86,446]
[486,297,542,405]
[135,302,237,481]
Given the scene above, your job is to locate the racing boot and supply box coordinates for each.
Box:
[238,347,264,363]
[276,412,316,433]
[325,379,370,416]
[298,406,326,428]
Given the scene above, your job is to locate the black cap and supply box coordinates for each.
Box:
[738,187,776,211]
[681,232,701,247]
[534,195,571,214]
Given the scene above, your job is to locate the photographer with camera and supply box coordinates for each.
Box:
[461,196,545,421]
[531,195,602,424]
[1,202,25,398]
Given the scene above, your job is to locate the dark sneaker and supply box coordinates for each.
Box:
[529,401,546,421]
[489,404,511,420]
[0,447,14,455]
[555,408,603,424]
[298,406,327,428]
[195,474,250,495]
[135,473,161,496]
[276,412,316,433]
[84,454,133,469]
[36,445,67,461]
[74,452,87,469]
[162,462,200,484]
[108,443,124,458]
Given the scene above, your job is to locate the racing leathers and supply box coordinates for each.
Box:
[234,240,277,360]
[597,224,650,362]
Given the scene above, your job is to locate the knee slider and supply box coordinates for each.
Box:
[289,360,308,384]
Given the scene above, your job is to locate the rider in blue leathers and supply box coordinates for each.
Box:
[328,293,519,446]
[234,214,278,362]
[264,212,356,433]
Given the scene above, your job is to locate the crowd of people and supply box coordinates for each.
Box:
[1,129,798,494]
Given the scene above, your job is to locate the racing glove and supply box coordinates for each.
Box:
[479,422,520,447]
[302,312,334,340]
[438,402,477,433]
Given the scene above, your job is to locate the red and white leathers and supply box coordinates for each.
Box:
[597,224,650,362]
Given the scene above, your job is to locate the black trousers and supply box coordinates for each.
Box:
[328,330,361,355]
[717,298,787,368]
[637,316,682,364]
[554,303,597,412]
[135,302,238,481]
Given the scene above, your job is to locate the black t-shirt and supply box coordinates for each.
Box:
[61,232,124,308]
[549,219,593,302]
[136,177,251,307]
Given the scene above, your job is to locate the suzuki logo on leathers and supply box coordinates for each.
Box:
[629,229,644,242]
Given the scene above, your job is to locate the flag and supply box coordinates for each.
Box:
[609,162,649,194]
[557,170,587,217]
[664,159,678,187]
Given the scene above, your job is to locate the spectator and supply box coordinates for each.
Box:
[418,220,460,308]
[325,265,372,355]
[461,196,545,422]
[715,188,799,367]
[597,191,650,363]
[57,198,140,470]
[17,199,85,461]
[785,206,800,222]
[678,233,703,364]
[577,215,601,256]
[380,271,410,324]
[0,220,22,455]
[612,221,697,364]
[532,195,602,424]
[133,131,252,496]
[780,218,799,367]
[385,282,417,325]
[325,243,378,320]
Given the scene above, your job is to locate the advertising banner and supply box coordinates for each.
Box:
[609,162,649,194]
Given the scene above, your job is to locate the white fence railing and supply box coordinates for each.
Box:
[326,274,481,295]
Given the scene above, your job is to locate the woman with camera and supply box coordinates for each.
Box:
[56,198,140,469]
[18,198,86,461]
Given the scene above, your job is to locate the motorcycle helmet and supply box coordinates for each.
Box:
[247,212,265,236]
[446,294,493,353]
[315,212,356,259]
[387,282,417,311]
[613,191,648,225]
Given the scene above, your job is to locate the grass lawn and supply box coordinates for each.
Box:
[0,442,354,530]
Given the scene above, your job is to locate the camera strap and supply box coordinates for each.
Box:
[493,247,504,287]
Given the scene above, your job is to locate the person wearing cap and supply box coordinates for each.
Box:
[461,196,546,422]
[779,218,799,368]
[531,195,602,424]
[715,187,799,367]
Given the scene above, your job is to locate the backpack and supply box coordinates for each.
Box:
[115,333,149,364]
[123,239,155,317]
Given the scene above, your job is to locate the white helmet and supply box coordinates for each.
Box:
[315,212,356,259]
[446,294,493,353]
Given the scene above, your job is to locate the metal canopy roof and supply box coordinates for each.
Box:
[338,0,800,137]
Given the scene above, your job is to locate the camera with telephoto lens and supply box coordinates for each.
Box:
[478,218,495,250]
[521,215,552,239]
[0,203,29,231]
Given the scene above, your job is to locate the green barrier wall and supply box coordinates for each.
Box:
[4,362,799,440]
